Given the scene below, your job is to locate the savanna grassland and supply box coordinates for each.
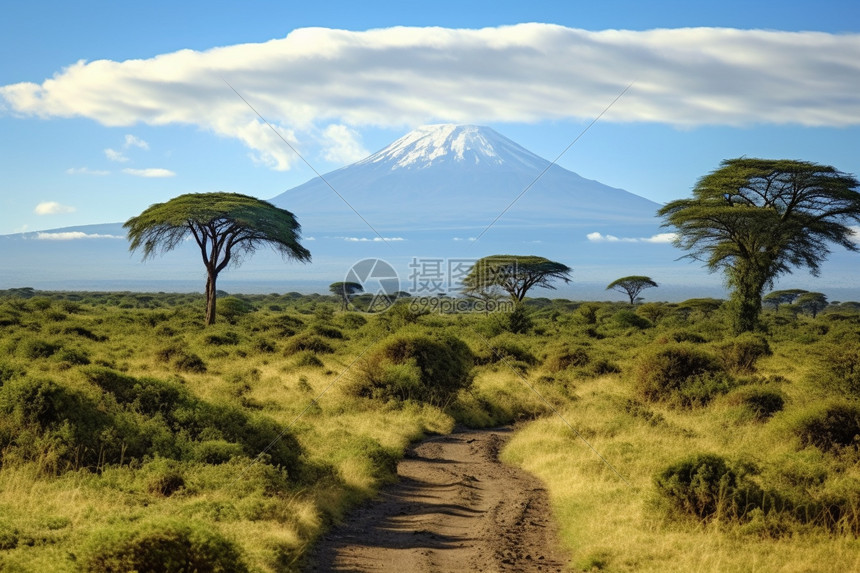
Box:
[0,289,859,572]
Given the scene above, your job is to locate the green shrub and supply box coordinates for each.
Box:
[0,522,19,550]
[725,387,785,421]
[204,331,240,346]
[633,344,730,406]
[145,460,186,496]
[479,334,537,366]
[155,344,207,373]
[544,346,590,372]
[294,351,324,367]
[505,305,532,334]
[657,330,707,344]
[655,453,763,520]
[81,519,248,573]
[350,331,474,407]
[0,362,22,385]
[311,323,344,339]
[339,313,367,329]
[283,334,333,355]
[175,352,207,373]
[20,338,61,359]
[820,343,860,395]
[718,333,771,374]
[611,310,652,329]
[194,440,246,464]
[56,347,91,366]
[794,403,860,453]
[62,325,106,341]
[0,377,113,472]
[216,297,253,323]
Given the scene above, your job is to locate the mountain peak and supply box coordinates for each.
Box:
[358,124,548,171]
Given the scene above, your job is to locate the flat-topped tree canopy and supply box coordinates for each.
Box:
[462,254,572,303]
[124,192,311,325]
[607,275,658,304]
[659,158,860,333]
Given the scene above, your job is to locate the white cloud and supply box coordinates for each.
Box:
[2,25,859,172]
[642,233,678,244]
[340,236,405,242]
[850,226,860,244]
[104,148,128,162]
[452,237,477,242]
[122,167,175,177]
[35,231,123,240]
[66,167,109,175]
[321,124,369,163]
[124,134,149,149]
[587,231,677,243]
[34,201,76,215]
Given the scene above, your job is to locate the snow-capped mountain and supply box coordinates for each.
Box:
[357,124,546,171]
[270,124,661,234]
[0,124,752,297]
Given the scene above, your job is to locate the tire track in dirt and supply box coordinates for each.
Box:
[305,428,568,572]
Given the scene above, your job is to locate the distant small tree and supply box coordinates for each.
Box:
[795,292,828,318]
[125,192,310,325]
[762,289,808,312]
[461,255,572,304]
[329,282,363,310]
[607,275,658,304]
[676,298,724,321]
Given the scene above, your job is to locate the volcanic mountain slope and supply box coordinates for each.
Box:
[269,124,661,235]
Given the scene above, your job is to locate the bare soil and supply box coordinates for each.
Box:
[305,427,569,572]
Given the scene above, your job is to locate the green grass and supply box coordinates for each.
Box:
[0,291,859,571]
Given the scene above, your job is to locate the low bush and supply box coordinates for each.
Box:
[543,346,590,372]
[310,323,344,339]
[632,344,731,406]
[820,343,860,395]
[56,347,91,366]
[294,351,324,367]
[611,310,652,330]
[718,333,771,374]
[794,403,860,453]
[349,331,474,407]
[155,344,207,373]
[283,334,333,355]
[725,387,785,421]
[478,334,537,366]
[655,453,763,520]
[0,368,303,475]
[339,313,367,329]
[81,519,248,573]
[204,331,240,346]
[19,338,61,360]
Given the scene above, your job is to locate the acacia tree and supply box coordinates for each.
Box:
[329,281,363,310]
[795,292,828,318]
[659,159,860,333]
[607,275,658,304]
[461,255,572,303]
[762,289,807,312]
[125,192,311,325]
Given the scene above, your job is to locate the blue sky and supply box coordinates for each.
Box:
[1,0,859,239]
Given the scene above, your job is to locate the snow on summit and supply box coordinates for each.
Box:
[360,124,548,171]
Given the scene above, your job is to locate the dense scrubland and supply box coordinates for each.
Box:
[0,288,859,571]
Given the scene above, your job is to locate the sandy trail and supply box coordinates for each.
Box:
[305,428,568,572]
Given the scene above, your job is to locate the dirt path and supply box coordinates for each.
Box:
[305,428,569,572]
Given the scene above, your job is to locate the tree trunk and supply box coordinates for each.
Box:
[205,271,217,326]
[730,265,766,334]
